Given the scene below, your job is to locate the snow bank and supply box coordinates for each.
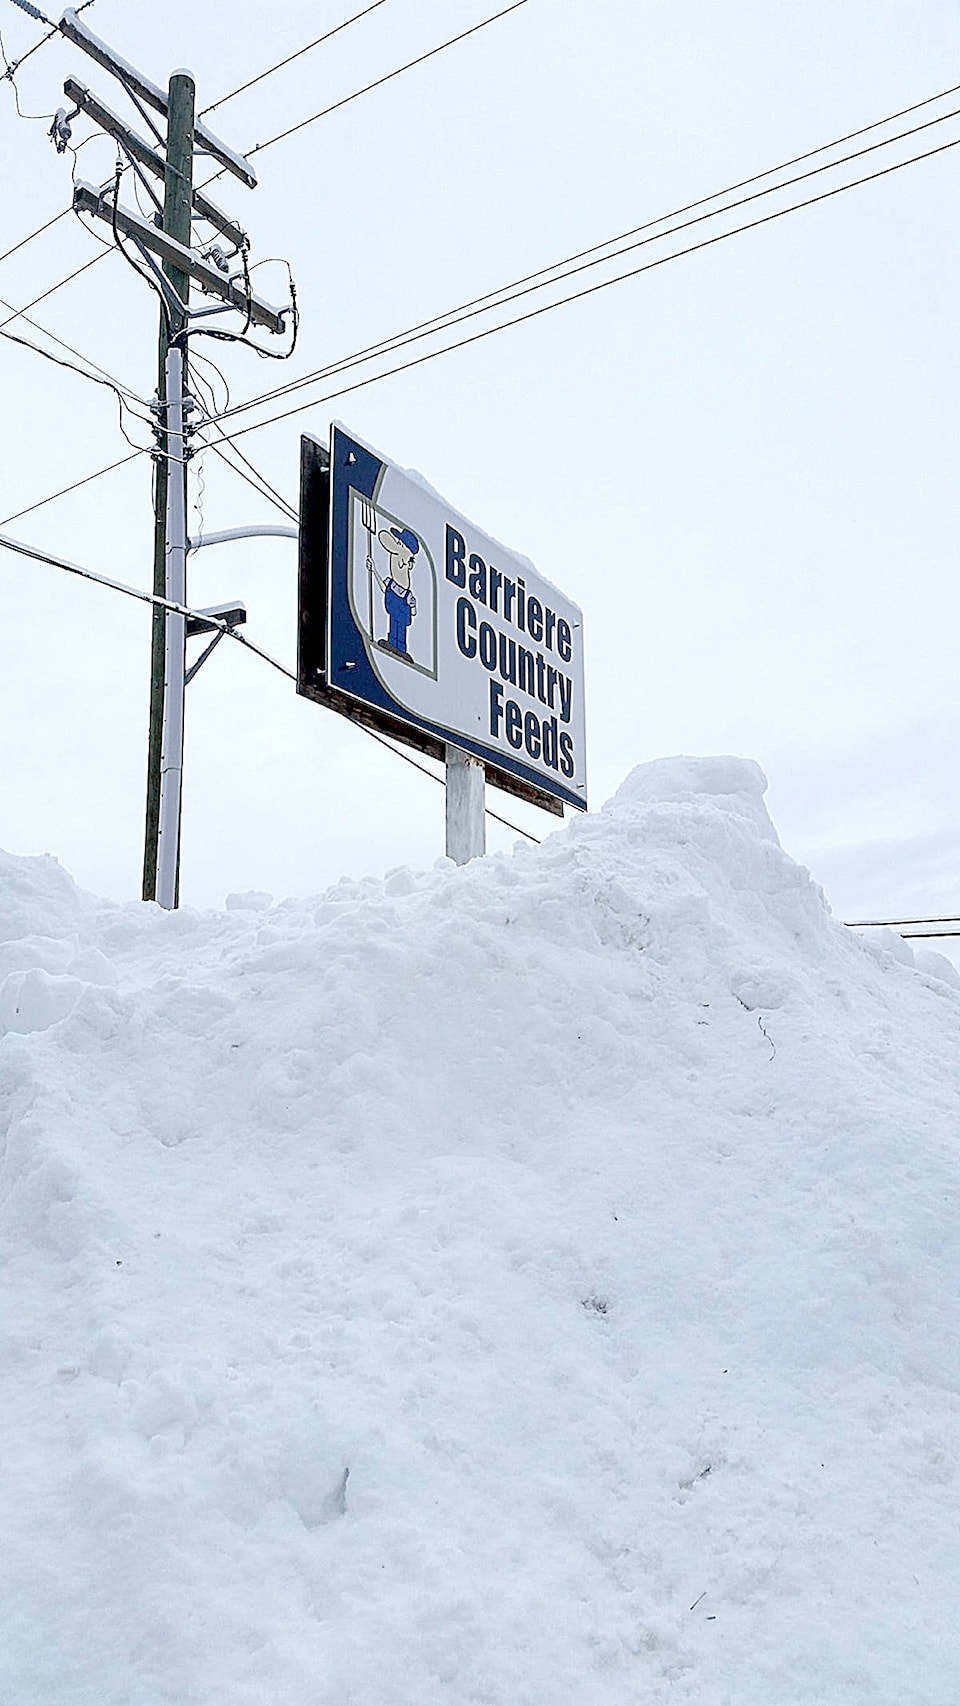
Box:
[2,758,958,1704]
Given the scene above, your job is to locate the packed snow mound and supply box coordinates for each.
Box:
[2,757,959,1706]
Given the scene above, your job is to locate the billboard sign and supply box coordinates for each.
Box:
[297,425,587,814]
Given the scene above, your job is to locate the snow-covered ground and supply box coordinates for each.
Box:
[3,756,959,1705]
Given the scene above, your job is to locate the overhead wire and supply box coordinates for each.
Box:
[203,127,960,453]
[199,0,391,117]
[213,93,960,429]
[246,0,528,159]
[0,24,53,116]
[8,98,960,526]
[0,203,70,267]
[0,524,298,678]
[0,526,542,842]
[0,284,148,399]
[198,0,530,187]
[0,245,111,333]
[846,915,960,929]
[0,322,156,449]
[194,428,299,521]
[0,447,142,527]
[0,0,95,91]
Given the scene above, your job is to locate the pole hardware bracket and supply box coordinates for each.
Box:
[185,601,247,637]
[183,602,247,686]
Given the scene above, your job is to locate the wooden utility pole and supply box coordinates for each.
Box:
[143,70,194,902]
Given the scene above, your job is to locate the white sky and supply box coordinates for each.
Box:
[1,0,959,924]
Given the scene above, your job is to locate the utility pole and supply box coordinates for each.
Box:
[155,342,188,911]
[55,8,290,907]
[144,69,194,903]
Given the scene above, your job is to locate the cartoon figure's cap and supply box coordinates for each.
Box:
[390,526,419,555]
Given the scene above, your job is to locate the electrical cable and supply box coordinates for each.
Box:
[198,0,529,187]
[0,524,297,678]
[0,322,155,433]
[0,525,542,842]
[9,113,960,530]
[195,429,299,521]
[358,723,540,842]
[0,245,111,333]
[0,0,95,91]
[247,0,528,158]
[887,930,960,940]
[846,915,960,929]
[189,357,301,519]
[0,449,142,527]
[0,23,53,115]
[0,286,149,399]
[206,127,960,453]
[199,0,391,117]
[0,204,70,268]
[105,157,173,334]
[190,345,231,415]
[214,96,960,429]
[211,436,297,519]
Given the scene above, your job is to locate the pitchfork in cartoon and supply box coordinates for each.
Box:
[375,526,420,659]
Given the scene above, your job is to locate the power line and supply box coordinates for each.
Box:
[358,722,540,842]
[0,286,148,400]
[231,0,529,163]
[0,322,155,452]
[0,246,111,333]
[206,128,960,453]
[196,428,299,522]
[10,110,960,529]
[0,0,95,87]
[0,448,141,527]
[0,526,541,843]
[0,387,298,531]
[846,915,960,929]
[0,523,297,676]
[214,94,960,430]
[892,930,960,940]
[0,204,70,267]
[199,0,391,117]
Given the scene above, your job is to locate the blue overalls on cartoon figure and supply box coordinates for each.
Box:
[384,578,414,651]
[378,526,419,656]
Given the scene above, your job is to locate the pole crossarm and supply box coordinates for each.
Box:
[73,181,286,332]
[58,8,258,187]
[63,78,247,250]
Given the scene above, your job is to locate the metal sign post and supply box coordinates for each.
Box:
[445,745,486,864]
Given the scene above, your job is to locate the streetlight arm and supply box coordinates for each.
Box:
[188,525,299,552]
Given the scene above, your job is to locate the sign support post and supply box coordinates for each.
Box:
[445,745,486,865]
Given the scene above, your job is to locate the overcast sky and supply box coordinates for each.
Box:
[2,0,959,925]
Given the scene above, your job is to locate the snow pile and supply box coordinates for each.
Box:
[2,758,959,1705]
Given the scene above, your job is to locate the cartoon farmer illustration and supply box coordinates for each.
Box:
[376,525,419,658]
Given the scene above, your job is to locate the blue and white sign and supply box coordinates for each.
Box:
[326,425,587,812]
